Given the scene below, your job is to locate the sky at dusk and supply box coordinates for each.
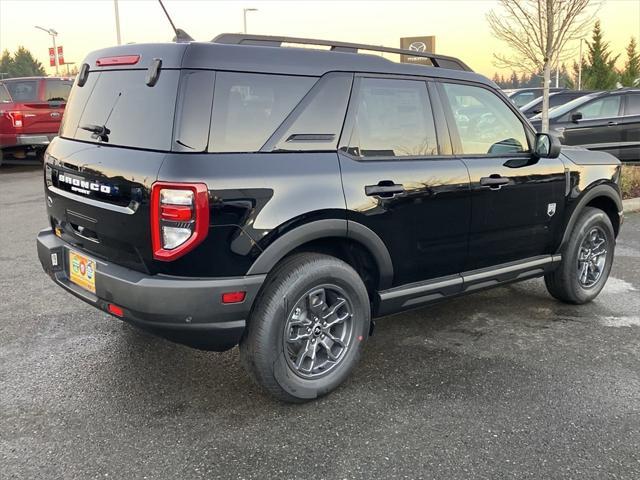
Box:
[1,0,639,78]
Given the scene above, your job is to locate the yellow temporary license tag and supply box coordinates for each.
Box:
[68,250,96,294]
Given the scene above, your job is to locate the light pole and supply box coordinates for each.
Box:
[578,38,584,90]
[35,26,59,75]
[243,8,258,34]
[114,0,122,45]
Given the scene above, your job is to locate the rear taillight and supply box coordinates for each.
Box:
[8,111,23,128]
[150,182,209,261]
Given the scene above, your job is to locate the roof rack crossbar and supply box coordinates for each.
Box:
[212,33,472,72]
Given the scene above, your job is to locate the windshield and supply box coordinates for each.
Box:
[532,92,601,120]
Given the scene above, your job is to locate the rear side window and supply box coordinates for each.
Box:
[4,80,38,102]
[625,94,640,116]
[443,83,529,155]
[44,79,73,102]
[209,72,315,153]
[61,69,180,151]
[347,77,438,158]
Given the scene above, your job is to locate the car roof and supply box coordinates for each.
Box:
[84,40,494,88]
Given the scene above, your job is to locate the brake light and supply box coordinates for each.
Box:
[96,55,140,67]
[150,182,209,261]
[8,111,23,128]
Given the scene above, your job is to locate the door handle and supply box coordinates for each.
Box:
[480,175,510,189]
[607,121,618,126]
[365,181,404,198]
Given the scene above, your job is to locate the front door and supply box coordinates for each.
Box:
[338,76,471,287]
[562,93,624,154]
[437,81,566,271]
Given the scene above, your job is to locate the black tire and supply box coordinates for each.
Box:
[545,207,615,304]
[240,253,370,403]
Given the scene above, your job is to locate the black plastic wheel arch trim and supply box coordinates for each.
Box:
[558,183,623,252]
[246,219,394,290]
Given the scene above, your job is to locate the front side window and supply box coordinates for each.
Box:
[209,72,315,153]
[574,96,621,120]
[348,78,438,158]
[443,83,529,155]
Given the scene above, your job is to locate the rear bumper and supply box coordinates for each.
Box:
[1,133,56,149]
[37,228,265,351]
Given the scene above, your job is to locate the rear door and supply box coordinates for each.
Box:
[338,76,471,287]
[618,92,640,161]
[438,81,566,270]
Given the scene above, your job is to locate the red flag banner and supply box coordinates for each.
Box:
[49,47,55,67]
[57,46,64,65]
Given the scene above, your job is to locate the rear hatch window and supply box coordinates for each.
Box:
[60,69,180,151]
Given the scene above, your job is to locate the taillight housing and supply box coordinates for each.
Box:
[150,182,209,261]
[8,111,23,128]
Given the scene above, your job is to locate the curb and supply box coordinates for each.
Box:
[623,197,640,213]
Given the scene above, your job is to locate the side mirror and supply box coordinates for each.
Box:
[571,112,583,122]
[534,133,561,159]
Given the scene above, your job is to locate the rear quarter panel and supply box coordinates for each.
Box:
[156,152,346,277]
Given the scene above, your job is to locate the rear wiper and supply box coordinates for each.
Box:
[80,124,110,142]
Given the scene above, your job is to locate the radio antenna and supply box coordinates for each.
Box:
[157,0,193,42]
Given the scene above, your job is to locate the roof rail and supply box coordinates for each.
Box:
[212,33,473,72]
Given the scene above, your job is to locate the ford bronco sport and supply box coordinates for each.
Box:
[37,34,623,402]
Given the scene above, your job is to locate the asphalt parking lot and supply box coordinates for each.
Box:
[1,165,639,479]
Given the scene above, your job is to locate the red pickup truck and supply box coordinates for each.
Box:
[0,76,73,165]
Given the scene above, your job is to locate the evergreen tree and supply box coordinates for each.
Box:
[0,50,11,79]
[10,47,46,77]
[581,21,619,90]
[559,63,575,89]
[621,37,640,87]
[0,47,46,79]
[509,70,519,88]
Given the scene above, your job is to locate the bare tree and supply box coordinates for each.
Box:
[487,0,598,132]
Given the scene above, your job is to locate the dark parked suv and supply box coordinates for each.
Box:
[37,35,624,402]
[530,88,640,162]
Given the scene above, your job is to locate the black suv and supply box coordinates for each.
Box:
[519,90,594,118]
[530,88,640,162]
[37,35,624,402]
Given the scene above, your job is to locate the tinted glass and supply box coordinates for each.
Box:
[209,72,315,153]
[443,83,529,155]
[61,70,180,151]
[5,80,38,101]
[348,78,438,158]
[577,95,621,119]
[270,73,352,152]
[626,94,640,116]
[44,79,73,102]
[0,84,11,103]
[173,70,215,152]
[511,91,537,108]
